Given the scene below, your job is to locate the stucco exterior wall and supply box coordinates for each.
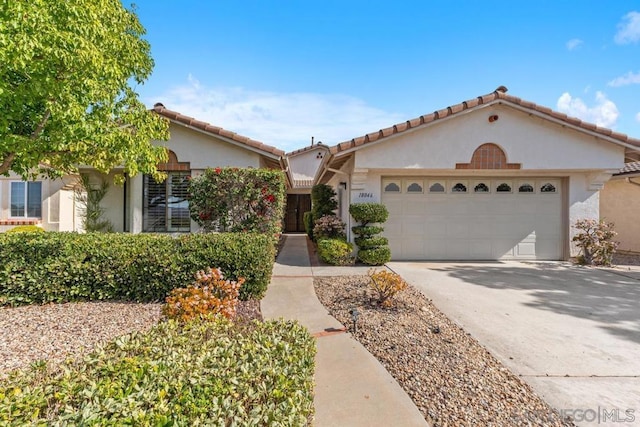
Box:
[156,124,263,169]
[288,147,326,184]
[0,174,75,232]
[354,105,625,171]
[600,178,640,253]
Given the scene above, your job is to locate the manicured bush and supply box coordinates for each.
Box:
[188,167,286,238]
[313,214,346,240]
[351,225,384,237]
[0,232,274,306]
[311,184,338,220]
[163,267,244,322]
[349,203,389,225]
[303,210,314,240]
[350,203,391,265]
[5,225,44,233]
[358,246,391,266]
[368,268,407,307]
[572,219,619,266]
[0,318,316,426]
[355,236,389,249]
[317,238,354,266]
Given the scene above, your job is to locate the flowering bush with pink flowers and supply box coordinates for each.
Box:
[188,167,286,238]
[572,219,619,266]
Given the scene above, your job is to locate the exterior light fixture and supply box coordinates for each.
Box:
[349,307,360,333]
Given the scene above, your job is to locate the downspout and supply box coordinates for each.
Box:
[627,177,640,188]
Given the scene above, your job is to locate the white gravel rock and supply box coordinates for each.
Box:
[0,302,162,378]
[314,275,575,427]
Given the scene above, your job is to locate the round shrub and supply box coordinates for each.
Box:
[358,246,391,266]
[349,203,389,225]
[351,225,384,237]
[313,215,346,240]
[354,236,389,250]
[317,238,354,266]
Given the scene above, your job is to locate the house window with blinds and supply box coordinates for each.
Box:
[143,172,191,232]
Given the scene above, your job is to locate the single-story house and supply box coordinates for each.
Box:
[600,162,640,253]
[2,86,639,261]
[317,86,640,260]
[0,103,285,233]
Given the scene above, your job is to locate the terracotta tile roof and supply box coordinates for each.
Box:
[286,143,330,156]
[152,103,285,157]
[328,86,640,155]
[615,162,640,176]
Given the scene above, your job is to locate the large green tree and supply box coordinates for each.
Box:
[0,0,169,179]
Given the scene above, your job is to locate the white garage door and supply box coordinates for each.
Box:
[382,177,563,260]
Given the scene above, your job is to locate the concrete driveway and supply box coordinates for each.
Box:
[388,261,640,426]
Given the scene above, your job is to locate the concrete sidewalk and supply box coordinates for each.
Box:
[262,234,428,427]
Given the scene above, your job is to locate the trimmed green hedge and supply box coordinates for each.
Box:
[0,232,274,305]
[317,238,354,265]
[358,246,391,266]
[354,236,389,250]
[5,225,44,233]
[0,318,315,425]
[351,225,384,237]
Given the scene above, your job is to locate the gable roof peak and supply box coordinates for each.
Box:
[328,86,640,156]
[151,103,285,157]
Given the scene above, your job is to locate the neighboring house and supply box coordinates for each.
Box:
[3,86,640,262]
[317,86,640,261]
[0,103,285,233]
[600,162,640,253]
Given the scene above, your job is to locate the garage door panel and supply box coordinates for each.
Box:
[381,176,563,260]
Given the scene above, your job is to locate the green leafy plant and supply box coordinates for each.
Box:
[572,219,618,266]
[163,267,244,322]
[188,167,286,240]
[350,203,391,265]
[355,236,389,249]
[0,0,169,179]
[311,184,338,220]
[0,232,274,305]
[303,210,314,240]
[358,246,392,266]
[5,225,44,233]
[74,174,113,232]
[349,203,389,225]
[368,268,407,307]
[0,318,316,425]
[317,238,354,266]
[313,215,346,240]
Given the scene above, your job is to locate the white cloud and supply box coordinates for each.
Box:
[556,91,619,128]
[614,11,640,44]
[149,75,403,152]
[636,112,640,122]
[566,38,583,50]
[607,71,640,87]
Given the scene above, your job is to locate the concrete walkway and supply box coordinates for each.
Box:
[262,234,428,427]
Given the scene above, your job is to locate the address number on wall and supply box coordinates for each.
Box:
[358,192,374,198]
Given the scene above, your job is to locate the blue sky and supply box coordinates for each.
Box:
[131,1,640,153]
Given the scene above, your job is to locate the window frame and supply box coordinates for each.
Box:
[9,181,42,219]
[142,172,191,233]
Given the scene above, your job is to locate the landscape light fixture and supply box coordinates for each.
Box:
[349,307,360,333]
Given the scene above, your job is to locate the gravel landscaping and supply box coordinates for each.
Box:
[314,275,575,427]
[0,300,262,380]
